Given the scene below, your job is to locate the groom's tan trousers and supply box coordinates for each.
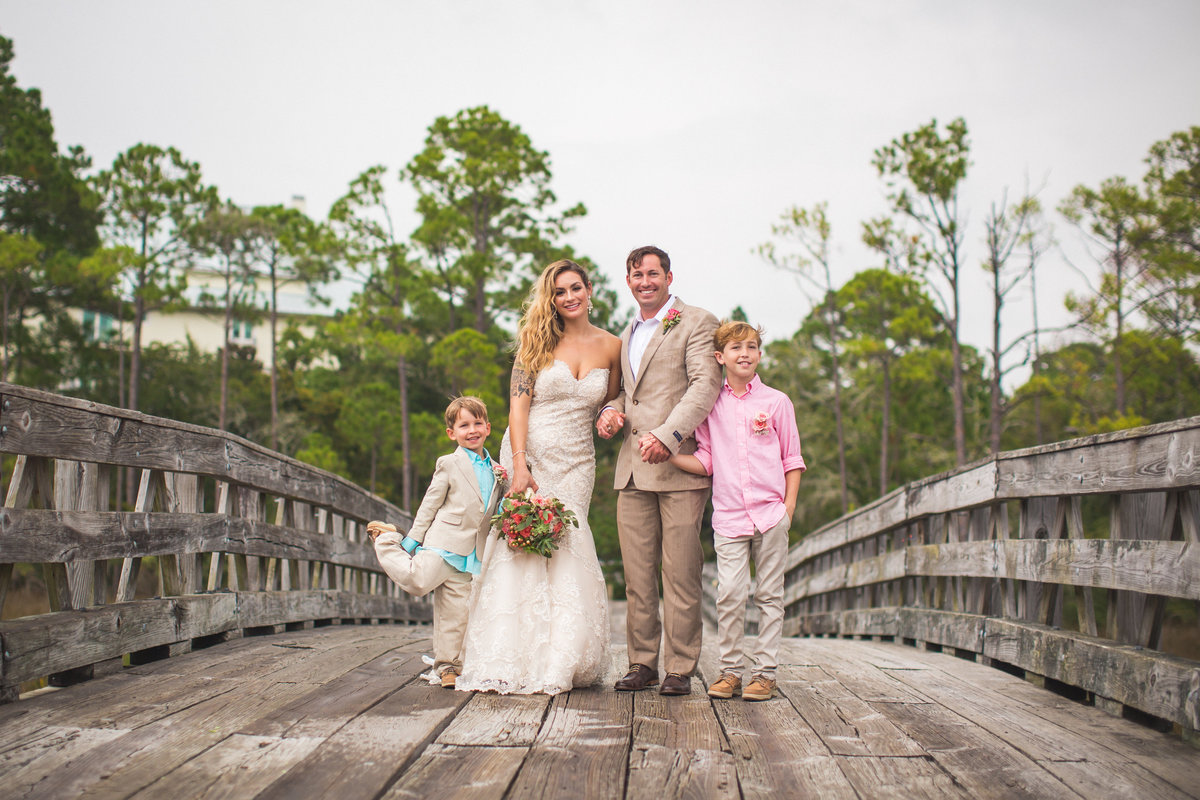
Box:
[617,486,708,676]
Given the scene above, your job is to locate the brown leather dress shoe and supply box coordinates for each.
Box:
[659,673,692,696]
[614,664,659,691]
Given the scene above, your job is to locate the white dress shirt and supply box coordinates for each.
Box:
[628,295,675,381]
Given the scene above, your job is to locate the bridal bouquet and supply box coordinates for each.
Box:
[492,490,578,558]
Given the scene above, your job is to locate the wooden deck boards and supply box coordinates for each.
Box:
[1,606,1197,799]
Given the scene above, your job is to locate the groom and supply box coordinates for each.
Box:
[597,245,721,696]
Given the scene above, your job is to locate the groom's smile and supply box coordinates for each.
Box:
[626,254,673,317]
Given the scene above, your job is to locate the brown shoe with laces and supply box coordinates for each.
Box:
[659,673,692,696]
[742,674,776,701]
[440,668,459,689]
[615,664,659,691]
[707,672,742,699]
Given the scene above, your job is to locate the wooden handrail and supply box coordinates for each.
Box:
[777,414,1200,734]
[0,383,422,700]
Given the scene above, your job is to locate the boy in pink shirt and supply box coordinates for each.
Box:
[670,321,805,701]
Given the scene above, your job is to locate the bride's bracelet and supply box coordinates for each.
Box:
[512,450,527,461]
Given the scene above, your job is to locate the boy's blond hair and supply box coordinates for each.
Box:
[444,396,489,429]
[714,320,764,351]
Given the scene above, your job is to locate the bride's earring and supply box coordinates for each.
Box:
[587,297,594,314]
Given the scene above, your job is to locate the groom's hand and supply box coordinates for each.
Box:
[596,408,624,439]
[638,433,670,464]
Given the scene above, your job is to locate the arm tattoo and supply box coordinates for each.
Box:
[511,367,534,398]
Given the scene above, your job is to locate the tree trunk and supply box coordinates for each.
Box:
[2,286,9,381]
[990,261,1003,454]
[399,353,412,511]
[270,264,279,451]
[1113,233,1127,416]
[880,359,892,497]
[219,261,232,432]
[825,296,849,513]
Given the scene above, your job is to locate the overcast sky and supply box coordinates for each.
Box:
[4,1,1199,378]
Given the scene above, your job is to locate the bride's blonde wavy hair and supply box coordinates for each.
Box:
[514,259,591,375]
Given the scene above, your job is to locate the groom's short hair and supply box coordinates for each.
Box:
[444,395,489,428]
[626,245,671,274]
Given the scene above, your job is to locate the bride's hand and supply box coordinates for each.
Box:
[509,465,539,495]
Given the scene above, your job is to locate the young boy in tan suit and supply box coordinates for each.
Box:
[367,396,504,688]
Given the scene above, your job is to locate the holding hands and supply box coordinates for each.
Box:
[595,407,624,440]
[596,407,669,464]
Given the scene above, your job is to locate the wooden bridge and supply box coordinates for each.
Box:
[1,383,1198,798]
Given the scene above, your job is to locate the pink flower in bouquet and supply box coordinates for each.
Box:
[752,412,770,436]
[663,308,682,331]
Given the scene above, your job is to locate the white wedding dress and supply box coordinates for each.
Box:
[456,361,612,694]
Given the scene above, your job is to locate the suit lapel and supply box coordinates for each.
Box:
[631,298,682,392]
[620,322,636,393]
[453,449,484,505]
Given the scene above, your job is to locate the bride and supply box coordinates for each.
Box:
[455,259,621,694]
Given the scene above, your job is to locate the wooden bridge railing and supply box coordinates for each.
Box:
[0,383,423,701]
[782,415,1200,737]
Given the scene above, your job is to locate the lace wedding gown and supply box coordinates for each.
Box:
[456,361,612,694]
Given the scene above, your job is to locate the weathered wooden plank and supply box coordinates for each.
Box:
[897,608,987,653]
[874,700,1087,799]
[625,680,736,800]
[778,665,926,757]
[239,648,424,738]
[381,742,529,800]
[997,423,1200,498]
[908,459,999,517]
[0,509,381,571]
[0,594,238,687]
[506,688,632,800]
[886,645,1200,796]
[1,725,130,797]
[777,639,932,704]
[834,755,967,799]
[878,662,1199,800]
[436,692,551,747]
[625,744,739,800]
[983,617,1200,730]
[3,679,316,799]
[254,678,470,800]
[708,678,858,799]
[126,733,325,800]
[0,593,427,692]
[905,538,1200,600]
[0,384,410,527]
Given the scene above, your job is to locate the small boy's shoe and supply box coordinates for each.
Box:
[742,674,776,701]
[707,672,742,699]
[366,520,397,542]
[440,668,459,689]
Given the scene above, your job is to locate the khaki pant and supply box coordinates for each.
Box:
[617,487,708,676]
[713,514,789,679]
[375,534,473,674]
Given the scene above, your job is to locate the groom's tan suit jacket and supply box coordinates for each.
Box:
[608,296,721,676]
[609,297,722,490]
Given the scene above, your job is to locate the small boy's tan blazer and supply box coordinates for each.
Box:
[403,448,501,557]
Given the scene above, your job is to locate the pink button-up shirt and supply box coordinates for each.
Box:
[693,374,806,538]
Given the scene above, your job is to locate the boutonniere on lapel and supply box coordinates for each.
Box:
[662,309,682,332]
[492,463,509,486]
[752,412,771,436]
